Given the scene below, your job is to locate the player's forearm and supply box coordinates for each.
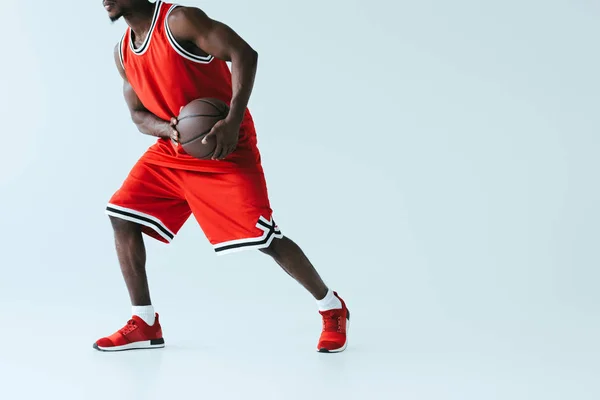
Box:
[227,48,258,125]
[131,110,171,139]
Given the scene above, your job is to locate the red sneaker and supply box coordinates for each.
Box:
[93,313,165,352]
[317,292,350,353]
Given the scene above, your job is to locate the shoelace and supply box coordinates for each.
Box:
[322,313,343,333]
[119,319,138,335]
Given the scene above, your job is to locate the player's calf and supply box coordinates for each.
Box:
[109,216,153,306]
[260,236,328,299]
[260,237,350,352]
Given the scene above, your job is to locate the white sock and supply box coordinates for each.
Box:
[132,305,156,326]
[316,289,342,311]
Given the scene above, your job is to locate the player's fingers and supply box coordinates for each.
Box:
[212,147,223,160]
[224,143,236,159]
[218,145,231,160]
[211,138,224,160]
[226,143,238,159]
[170,117,177,127]
[217,144,229,160]
[202,128,216,144]
[218,141,232,160]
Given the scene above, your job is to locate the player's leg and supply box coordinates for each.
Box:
[258,236,327,299]
[182,166,349,353]
[259,236,349,353]
[109,216,150,306]
[94,159,192,352]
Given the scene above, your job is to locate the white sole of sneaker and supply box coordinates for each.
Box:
[318,319,350,353]
[94,338,165,352]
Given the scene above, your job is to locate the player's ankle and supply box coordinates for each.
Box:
[132,305,156,326]
[316,289,342,311]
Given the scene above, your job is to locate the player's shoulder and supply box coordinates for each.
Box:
[167,5,213,40]
[113,42,120,62]
[113,31,127,56]
[168,4,201,18]
[113,40,126,79]
[167,4,210,27]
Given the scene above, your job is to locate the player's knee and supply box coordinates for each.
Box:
[259,243,273,257]
[260,237,285,258]
[109,216,141,234]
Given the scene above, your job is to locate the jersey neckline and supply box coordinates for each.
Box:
[129,0,163,55]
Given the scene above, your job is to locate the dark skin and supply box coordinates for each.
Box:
[110,0,254,160]
[105,0,329,305]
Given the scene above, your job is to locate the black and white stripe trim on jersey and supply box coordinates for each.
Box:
[165,4,214,64]
[118,32,126,70]
[105,204,175,242]
[129,0,163,55]
[213,216,283,255]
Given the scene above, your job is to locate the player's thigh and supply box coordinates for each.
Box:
[182,168,282,255]
[106,160,191,243]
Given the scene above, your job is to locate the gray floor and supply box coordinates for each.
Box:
[1,237,599,400]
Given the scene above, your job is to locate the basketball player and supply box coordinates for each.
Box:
[95,0,350,353]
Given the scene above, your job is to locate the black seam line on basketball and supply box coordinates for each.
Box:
[131,1,161,54]
[178,127,213,146]
[177,113,224,121]
[214,230,277,252]
[194,98,227,115]
[106,206,173,239]
[164,13,214,62]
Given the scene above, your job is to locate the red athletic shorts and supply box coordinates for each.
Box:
[105,145,282,256]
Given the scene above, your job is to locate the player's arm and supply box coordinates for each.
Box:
[113,44,175,140]
[167,7,258,126]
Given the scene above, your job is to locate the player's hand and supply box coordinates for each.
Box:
[169,117,179,144]
[203,117,240,160]
[168,106,184,146]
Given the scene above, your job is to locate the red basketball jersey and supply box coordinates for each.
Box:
[118,1,260,172]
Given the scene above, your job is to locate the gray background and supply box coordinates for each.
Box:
[0,0,598,399]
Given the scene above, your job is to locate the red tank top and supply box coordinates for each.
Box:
[119,1,260,172]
